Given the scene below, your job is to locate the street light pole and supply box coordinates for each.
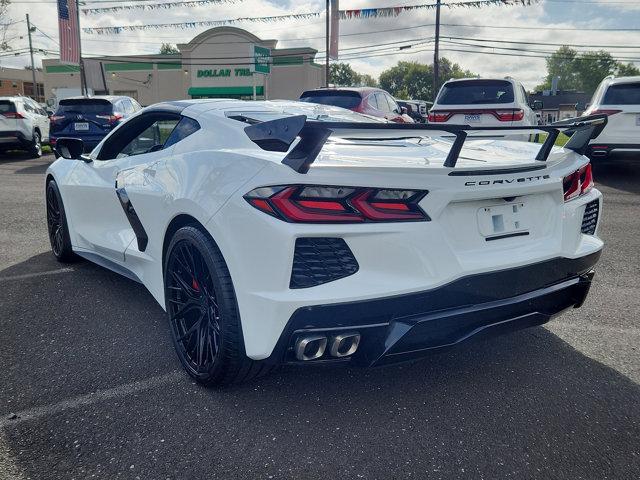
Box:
[433,0,441,101]
[25,14,38,101]
[325,0,330,87]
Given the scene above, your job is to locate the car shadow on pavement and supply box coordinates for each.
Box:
[1,252,639,479]
[592,153,640,195]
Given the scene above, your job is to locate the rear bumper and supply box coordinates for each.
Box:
[588,143,640,156]
[0,130,29,145]
[269,252,600,367]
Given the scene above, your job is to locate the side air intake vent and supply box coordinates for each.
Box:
[581,199,600,235]
[290,238,359,289]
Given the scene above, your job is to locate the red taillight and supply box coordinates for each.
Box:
[563,163,594,202]
[428,111,451,123]
[244,185,429,223]
[96,112,123,124]
[2,112,24,119]
[588,109,622,117]
[494,109,524,122]
[49,115,65,125]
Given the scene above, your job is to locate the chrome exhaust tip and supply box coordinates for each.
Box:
[294,335,327,361]
[329,332,361,358]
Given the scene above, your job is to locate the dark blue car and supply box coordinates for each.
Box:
[50,96,142,152]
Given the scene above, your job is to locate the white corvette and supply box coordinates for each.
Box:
[46,100,605,386]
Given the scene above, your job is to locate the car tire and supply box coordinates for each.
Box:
[46,180,75,263]
[28,131,42,158]
[164,226,273,386]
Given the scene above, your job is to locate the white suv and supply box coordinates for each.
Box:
[429,78,539,137]
[584,75,640,159]
[0,96,50,158]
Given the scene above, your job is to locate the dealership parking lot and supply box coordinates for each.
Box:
[0,152,639,479]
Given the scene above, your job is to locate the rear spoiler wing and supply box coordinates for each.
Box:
[243,114,608,174]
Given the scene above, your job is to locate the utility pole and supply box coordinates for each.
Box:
[325,0,330,87]
[433,0,441,102]
[75,0,87,96]
[25,14,38,101]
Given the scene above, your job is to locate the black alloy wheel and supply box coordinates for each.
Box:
[30,131,42,158]
[46,180,74,262]
[164,226,272,386]
[166,240,222,375]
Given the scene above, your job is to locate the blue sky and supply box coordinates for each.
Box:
[3,0,640,89]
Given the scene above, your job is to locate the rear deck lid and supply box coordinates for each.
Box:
[51,98,116,135]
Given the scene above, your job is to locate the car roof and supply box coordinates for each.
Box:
[301,87,384,96]
[60,95,133,102]
[442,77,518,85]
[605,75,640,85]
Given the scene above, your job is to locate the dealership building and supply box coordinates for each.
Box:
[41,26,325,106]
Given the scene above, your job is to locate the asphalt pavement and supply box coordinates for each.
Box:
[0,151,638,480]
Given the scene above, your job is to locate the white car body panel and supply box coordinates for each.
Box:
[0,96,49,146]
[47,100,603,362]
[586,76,640,148]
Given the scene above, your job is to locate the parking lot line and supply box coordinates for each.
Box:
[0,371,183,428]
[0,268,73,283]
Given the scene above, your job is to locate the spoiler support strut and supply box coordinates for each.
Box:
[243,114,608,174]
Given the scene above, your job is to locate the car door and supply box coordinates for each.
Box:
[63,112,180,263]
[32,101,50,140]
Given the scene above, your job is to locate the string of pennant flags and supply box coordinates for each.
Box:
[82,0,241,16]
[81,0,538,33]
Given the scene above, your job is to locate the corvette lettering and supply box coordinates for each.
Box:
[465,175,551,186]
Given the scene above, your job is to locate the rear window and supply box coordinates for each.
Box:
[57,99,113,114]
[437,80,515,105]
[0,100,16,113]
[602,83,640,105]
[299,90,362,109]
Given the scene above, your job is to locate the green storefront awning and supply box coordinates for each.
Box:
[188,86,264,97]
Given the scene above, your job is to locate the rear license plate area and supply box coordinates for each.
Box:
[74,122,89,131]
[477,202,529,240]
[636,114,640,126]
[464,114,481,123]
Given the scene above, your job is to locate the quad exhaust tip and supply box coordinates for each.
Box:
[294,332,361,361]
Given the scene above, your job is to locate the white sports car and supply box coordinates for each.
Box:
[46,100,606,386]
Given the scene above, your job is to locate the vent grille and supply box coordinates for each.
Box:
[290,238,359,289]
[581,199,600,235]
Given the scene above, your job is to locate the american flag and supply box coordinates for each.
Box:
[57,0,80,64]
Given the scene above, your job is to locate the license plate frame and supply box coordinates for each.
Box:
[464,114,481,123]
[74,122,89,131]
[477,202,528,238]
[636,114,640,126]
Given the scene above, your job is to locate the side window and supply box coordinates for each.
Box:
[164,116,200,148]
[386,94,400,113]
[22,102,33,113]
[375,93,389,112]
[118,119,179,158]
[97,112,181,160]
[131,99,142,111]
[122,99,134,114]
[520,86,528,105]
[367,93,378,109]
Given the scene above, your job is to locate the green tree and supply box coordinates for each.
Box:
[159,43,179,55]
[536,47,627,94]
[359,73,378,87]
[616,62,640,77]
[0,0,11,51]
[573,51,618,94]
[379,58,476,101]
[536,46,580,92]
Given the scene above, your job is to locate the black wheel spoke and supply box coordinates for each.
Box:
[167,239,222,374]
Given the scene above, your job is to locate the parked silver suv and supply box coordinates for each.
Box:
[0,96,50,158]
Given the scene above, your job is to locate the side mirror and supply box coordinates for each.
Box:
[400,106,408,115]
[531,100,543,110]
[54,138,85,160]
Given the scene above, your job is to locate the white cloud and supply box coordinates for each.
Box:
[3,0,639,91]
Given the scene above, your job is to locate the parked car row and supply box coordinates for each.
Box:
[0,94,141,158]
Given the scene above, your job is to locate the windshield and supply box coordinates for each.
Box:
[299,91,362,109]
[437,80,515,105]
[57,99,114,114]
[603,83,640,105]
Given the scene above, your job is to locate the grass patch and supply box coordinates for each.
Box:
[530,132,570,146]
